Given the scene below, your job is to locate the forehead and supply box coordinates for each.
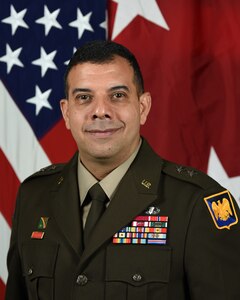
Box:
[67,56,135,85]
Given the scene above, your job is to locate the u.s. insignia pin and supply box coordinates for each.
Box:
[204,190,238,229]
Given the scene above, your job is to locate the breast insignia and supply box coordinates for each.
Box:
[145,206,161,215]
[204,190,238,229]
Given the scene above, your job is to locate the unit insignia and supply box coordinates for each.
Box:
[204,190,238,229]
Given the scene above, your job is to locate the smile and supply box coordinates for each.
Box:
[86,128,122,138]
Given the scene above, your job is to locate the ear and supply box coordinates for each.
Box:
[139,92,152,125]
[60,99,70,130]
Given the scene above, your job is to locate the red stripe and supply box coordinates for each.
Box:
[0,278,6,299]
[0,149,20,226]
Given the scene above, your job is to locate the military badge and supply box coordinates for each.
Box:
[37,217,49,229]
[113,215,168,244]
[145,206,161,215]
[31,231,45,239]
[204,190,238,229]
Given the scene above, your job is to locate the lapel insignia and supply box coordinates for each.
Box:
[113,215,168,245]
[204,190,238,229]
[37,217,49,229]
[31,231,45,239]
[141,179,151,189]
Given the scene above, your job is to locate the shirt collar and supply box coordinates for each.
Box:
[78,139,142,204]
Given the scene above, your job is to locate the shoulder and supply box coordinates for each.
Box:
[138,138,221,191]
[23,163,65,183]
[162,159,220,190]
[21,151,79,186]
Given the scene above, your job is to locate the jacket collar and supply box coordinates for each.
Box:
[79,138,164,268]
[50,138,163,264]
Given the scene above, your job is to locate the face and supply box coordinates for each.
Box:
[60,56,151,168]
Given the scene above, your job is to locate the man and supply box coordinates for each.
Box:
[5,40,240,299]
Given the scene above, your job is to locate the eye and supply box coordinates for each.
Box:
[112,92,126,100]
[75,94,92,102]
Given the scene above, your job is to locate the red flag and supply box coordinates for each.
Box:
[108,0,240,204]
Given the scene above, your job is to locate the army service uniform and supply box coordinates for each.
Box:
[5,139,240,299]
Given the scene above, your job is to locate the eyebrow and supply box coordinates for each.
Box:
[108,85,130,92]
[71,85,130,96]
[71,88,92,95]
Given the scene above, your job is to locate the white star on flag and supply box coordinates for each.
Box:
[32,47,58,77]
[26,85,52,115]
[35,5,62,36]
[111,0,169,39]
[207,147,240,207]
[64,47,77,65]
[0,44,24,73]
[69,8,94,39]
[1,5,29,35]
[100,10,108,38]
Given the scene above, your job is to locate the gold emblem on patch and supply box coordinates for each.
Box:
[212,198,232,221]
[204,190,238,230]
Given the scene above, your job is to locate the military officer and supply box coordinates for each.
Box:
[5,40,240,300]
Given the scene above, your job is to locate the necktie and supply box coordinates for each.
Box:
[84,183,108,245]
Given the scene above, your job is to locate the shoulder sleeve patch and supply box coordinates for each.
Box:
[204,190,238,230]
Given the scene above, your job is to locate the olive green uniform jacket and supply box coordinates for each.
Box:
[5,139,240,300]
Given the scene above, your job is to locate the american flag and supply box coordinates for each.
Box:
[1,0,240,298]
[0,0,106,297]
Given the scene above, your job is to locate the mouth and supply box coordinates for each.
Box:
[86,127,122,138]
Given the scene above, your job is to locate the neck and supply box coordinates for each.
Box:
[80,158,122,180]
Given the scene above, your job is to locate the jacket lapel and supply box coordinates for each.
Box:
[79,139,163,267]
[50,153,83,256]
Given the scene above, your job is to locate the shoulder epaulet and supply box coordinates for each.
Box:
[23,163,65,183]
[162,160,219,190]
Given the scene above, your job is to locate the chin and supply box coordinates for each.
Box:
[90,148,119,162]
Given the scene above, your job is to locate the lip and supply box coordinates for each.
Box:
[86,127,122,138]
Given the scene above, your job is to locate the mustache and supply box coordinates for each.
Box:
[84,120,124,132]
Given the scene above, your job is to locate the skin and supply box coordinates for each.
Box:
[60,56,151,180]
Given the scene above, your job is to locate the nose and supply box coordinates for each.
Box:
[92,98,111,120]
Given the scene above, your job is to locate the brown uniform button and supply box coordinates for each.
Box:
[76,274,88,286]
[132,273,142,282]
[27,268,33,275]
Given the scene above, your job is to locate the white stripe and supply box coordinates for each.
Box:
[0,213,11,284]
[0,80,51,182]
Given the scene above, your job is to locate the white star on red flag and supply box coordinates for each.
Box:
[207,147,240,206]
[111,0,169,39]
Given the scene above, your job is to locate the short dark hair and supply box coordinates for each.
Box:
[64,40,144,98]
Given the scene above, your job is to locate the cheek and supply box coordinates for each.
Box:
[125,107,141,129]
[68,111,82,128]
